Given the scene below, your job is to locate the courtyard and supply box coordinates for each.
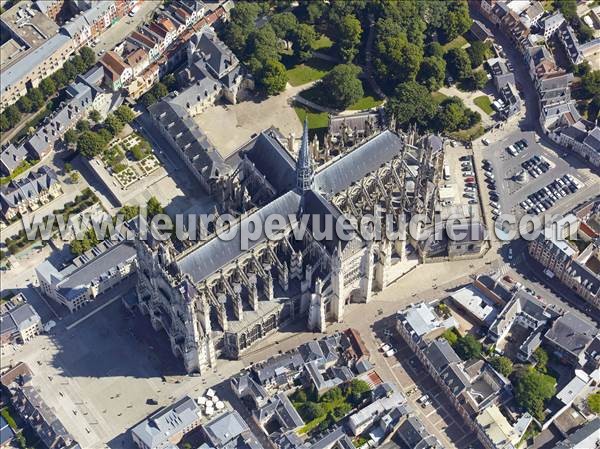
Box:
[194,85,306,159]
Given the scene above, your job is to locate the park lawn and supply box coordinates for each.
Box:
[442,35,468,53]
[300,81,383,111]
[474,95,494,115]
[312,34,333,51]
[432,91,448,104]
[348,82,384,110]
[449,123,485,142]
[293,104,329,130]
[286,58,335,86]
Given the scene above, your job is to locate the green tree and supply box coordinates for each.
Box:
[89,109,102,122]
[0,113,9,132]
[223,2,261,53]
[120,205,140,221]
[305,1,328,23]
[440,0,472,43]
[300,402,325,421]
[515,367,556,421]
[470,69,489,90]
[63,129,79,145]
[64,162,73,173]
[320,63,364,109]
[17,96,33,113]
[426,41,444,58]
[587,391,600,414]
[152,82,169,100]
[587,94,600,122]
[259,59,288,95]
[147,196,164,218]
[442,328,459,346]
[76,119,91,132]
[581,70,600,99]
[70,170,80,183]
[445,47,472,81]
[348,379,371,404]
[418,56,446,91]
[385,81,436,131]
[454,334,482,360]
[467,40,491,69]
[27,88,45,110]
[490,355,514,377]
[72,54,86,73]
[291,23,317,61]
[271,12,298,42]
[104,114,124,136]
[39,77,57,97]
[374,24,423,86]
[80,46,96,67]
[77,131,106,158]
[52,69,69,87]
[162,73,178,91]
[4,105,21,128]
[141,92,157,108]
[338,14,362,62]
[291,388,307,404]
[553,0,577,20]
[248,25,280,70]
[114,105,135,123]
[62,61,77,81]
[71,228,98,255]
[533,347,549,373]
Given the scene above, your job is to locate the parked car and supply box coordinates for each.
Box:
[464,177,475,182]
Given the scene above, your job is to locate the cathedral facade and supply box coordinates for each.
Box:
[135,117,473,374]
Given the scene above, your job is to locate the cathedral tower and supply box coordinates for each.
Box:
[296,118,314,192]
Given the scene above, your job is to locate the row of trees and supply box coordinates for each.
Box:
[0,47,96,132]
[386,82,481,135]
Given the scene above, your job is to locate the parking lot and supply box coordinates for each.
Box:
[475,130,599,225]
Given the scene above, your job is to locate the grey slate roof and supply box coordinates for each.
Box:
[0,144,28,176]
[424,339,461,373]
[149,99,228,181]
[254,392,304,430]
[314,130,403,195]
[240,128,296,194]
[544,312,598,359]
[396,416,442,449]
[191,27,239,79]
[58,242,136,298]
[176,190,301,283]
[132,395,200,449]
[204,410,249,447]
[253,350,304,385]
[0,166,59,216]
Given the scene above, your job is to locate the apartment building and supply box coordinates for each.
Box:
[36,239,136,312]
[0,166,62,221]
[0,293,42,347]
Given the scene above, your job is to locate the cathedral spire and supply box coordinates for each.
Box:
[296,118,314,192]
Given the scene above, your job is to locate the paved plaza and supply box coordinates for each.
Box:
[194,85,306,158]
